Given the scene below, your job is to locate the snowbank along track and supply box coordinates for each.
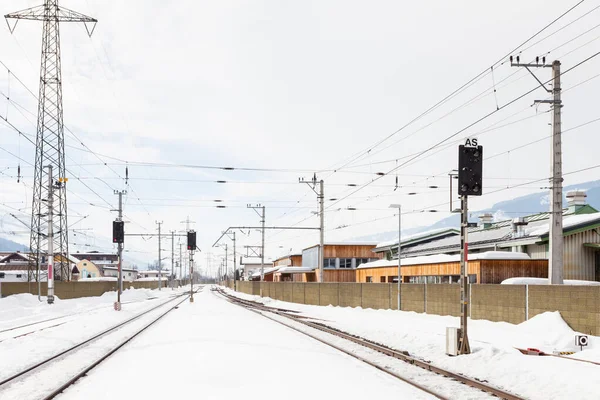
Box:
[216,287,524,400]
[0,287,201,400]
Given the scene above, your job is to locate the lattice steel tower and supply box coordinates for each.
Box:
[5,1,97,281]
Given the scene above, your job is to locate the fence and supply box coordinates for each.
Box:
[234,281,600,335]
[0,280,176,299]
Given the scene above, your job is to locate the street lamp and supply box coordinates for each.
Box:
[389,204,402,310]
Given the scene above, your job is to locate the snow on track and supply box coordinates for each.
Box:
[58,289,434,400]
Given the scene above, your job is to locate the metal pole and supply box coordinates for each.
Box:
[157,221,162,290]
[190,250,194,302]
[459,195,471,354]
[115,190,125,305]
[397,206,401,311]
[225,243,228,285]
[319,180,324,283]
[171,231,175,289]
[179,242,183,285]
[233,231,237,291]
[549,60,564,285]
[260,206,265,281]
[46,165,54,305]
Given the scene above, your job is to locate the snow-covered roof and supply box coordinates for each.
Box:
[401,212,600,257]
[0,270,28,275]
[138,270,171,274]
[525,213,600,236]
[502,277,600,286]
[375,228,460,250]
[250,266,280,277]
[303,242,379,250]
[276,266,314,273]
[79,277,118,282]
[357,251,530,269]
[102,266,139,272]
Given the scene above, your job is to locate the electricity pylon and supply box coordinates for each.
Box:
[5,1,97,282]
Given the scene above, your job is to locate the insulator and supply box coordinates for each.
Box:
[125,166,129,184]
[510,55,513,63]
[17,164,20,183]
[516,55,520,63]
[536,56,539,64]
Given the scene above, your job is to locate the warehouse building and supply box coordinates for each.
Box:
[372,191,600,282]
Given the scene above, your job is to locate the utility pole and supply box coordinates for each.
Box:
[156,221,163,290]
[224,243,228,283]
[511,56,563,284]
[171,230,175,289]
[179,241,183,284]
[300,175,325,282]
[318,180,324,283]
[232,231,237,290]
[46,165,54,305]
[247,205,266,281]
[389,204,402,310]
[6,1,97,284]
[114,190,126,300]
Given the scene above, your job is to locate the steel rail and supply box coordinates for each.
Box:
[217,288,524,400]
[42,290,198,399]
[0,291,189,387]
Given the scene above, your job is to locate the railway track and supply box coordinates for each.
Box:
[0,288,200,400]
[0,293,181,342]
[216,288,524,400]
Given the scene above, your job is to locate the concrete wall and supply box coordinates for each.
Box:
[0,280,167,299]
[338,283,362,307]
[529,285,600,335]
[361,284,390,310]
[471,284,526,324]
[231,282,600,335]
[426,284,460,316]
[319,283,339,306]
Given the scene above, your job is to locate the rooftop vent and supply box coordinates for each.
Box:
[511,217,528,238]
[566,190,587,208]
[478,213,493,229]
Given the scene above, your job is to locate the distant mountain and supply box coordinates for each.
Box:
[353,179,600,245]
[0,236,28,252]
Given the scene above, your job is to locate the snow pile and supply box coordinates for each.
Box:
[502,277,600,286]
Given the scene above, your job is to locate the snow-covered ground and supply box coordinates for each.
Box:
[0,286,189,385]
[3,285,598,399]
[58,288,434,400]
[223,287,600,400]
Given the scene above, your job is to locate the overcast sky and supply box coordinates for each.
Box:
[1,0,600,273]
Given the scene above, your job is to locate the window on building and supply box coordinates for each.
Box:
[339,258,353,269]
[16,274,22,278]
[388,276,398,283]
[380,276,386,283]
[83,262,87,266]
[366,276,373,283]
[0,273,4,279]
[356,258,369,267]
[324,258,336,268]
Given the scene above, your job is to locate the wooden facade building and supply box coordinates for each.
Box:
[356,252,548,284]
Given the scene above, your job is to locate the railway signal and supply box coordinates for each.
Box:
[456,138,483,355]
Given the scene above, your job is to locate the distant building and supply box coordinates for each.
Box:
[301,242,382,282]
